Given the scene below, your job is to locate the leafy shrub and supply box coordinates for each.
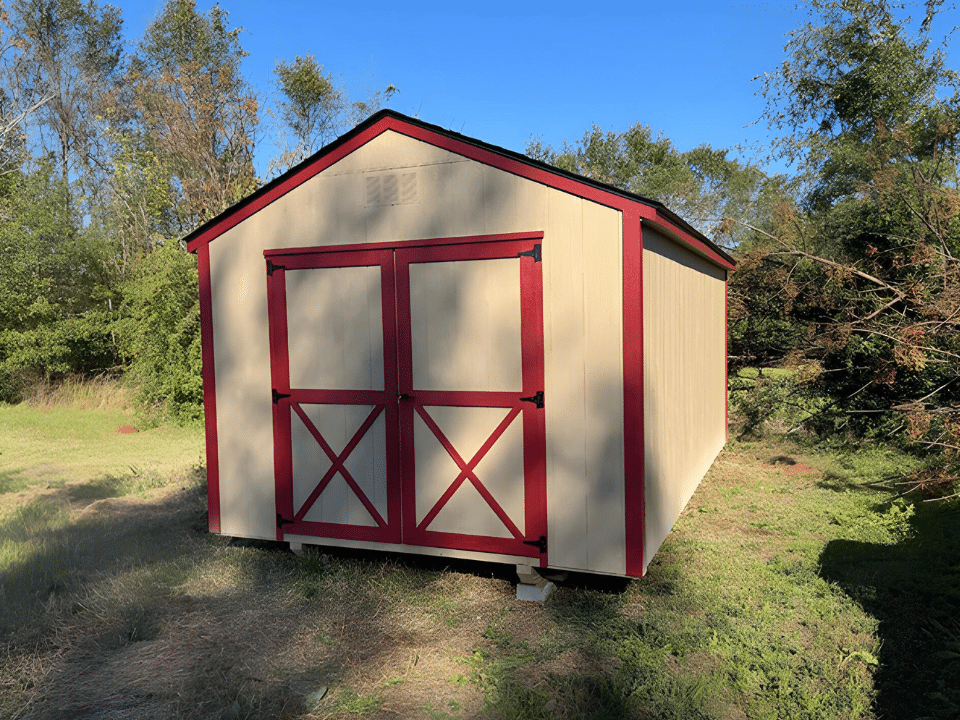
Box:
[116,242,202,423]
[0,311,119,403]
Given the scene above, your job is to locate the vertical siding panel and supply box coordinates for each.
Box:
[210,226,277,539]
[543,192,588,571]
[642,231,727,571]
[581,201,626,575]
[483,170,547,234]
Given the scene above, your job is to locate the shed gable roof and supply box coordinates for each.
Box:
[184,110,734,270]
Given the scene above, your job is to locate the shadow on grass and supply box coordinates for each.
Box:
[0,468,209,635]
[535,554,732,720]
[0,470,339,720]
[819,498,960,720]
[816,470,897,494]
[0,468,34,494]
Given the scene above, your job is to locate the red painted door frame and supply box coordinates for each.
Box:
[266,232,547,564]
[267,248,402,544]
[395,240,547,562]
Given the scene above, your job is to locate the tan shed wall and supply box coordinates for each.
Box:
[641,229,728,572]
[209,129,626,574]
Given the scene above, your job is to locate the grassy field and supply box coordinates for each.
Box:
[1,396,958,719]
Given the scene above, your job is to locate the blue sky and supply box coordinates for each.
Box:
[120,1,956,177]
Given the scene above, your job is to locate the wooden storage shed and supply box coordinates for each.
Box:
[185,110,734,579]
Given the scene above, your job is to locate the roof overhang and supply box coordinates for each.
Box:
[184,110,735,272]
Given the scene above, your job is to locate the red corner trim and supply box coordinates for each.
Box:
[623,206,644,577]
[725,278,730,438]
[197,244,221,534]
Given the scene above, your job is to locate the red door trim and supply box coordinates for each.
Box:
[519,233,547,564]
[395,238,547,563]
[291,403,388,527]
[266,262,292,541]
[413,404,524,540]
[265,231,544,259]
[403,390,524,407]
[267,248,401,544]
[267,235,547,563]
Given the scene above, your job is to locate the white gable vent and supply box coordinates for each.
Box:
[366,172,418,207]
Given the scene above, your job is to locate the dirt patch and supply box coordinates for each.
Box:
[768,455,820,475]
[783,462,819,475]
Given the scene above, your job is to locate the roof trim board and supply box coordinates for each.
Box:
[184,110,735,272]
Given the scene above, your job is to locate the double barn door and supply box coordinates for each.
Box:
[266,235,546,561]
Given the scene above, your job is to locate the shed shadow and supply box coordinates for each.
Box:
[818,498,960,720]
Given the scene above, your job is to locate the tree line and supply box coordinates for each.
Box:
[2,0,957,492]
[0,0,393,419]
[532,0,959,494]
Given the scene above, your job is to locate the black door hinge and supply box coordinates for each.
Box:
[272,389,291,404]
[277,513,293,529]
[523,535,547,553]
[520,391,544,409]
[266,259,284,275]
[517,244,541,263]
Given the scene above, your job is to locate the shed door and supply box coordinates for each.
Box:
[267,237,545,561]
[267,249,401,544]
[396,242,546,558]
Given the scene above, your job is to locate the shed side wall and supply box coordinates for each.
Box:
[209,129,626,574]
[642,228,727,572]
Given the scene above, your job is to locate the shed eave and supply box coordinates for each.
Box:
[184,110,734,271]
[640,213,736,271]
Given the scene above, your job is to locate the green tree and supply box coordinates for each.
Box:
[7,0,123,207]
[527,123,781,245]
[0,164,117,399]
[271,54,396,172]
[128,0,258,230]
[754,0,960,490]
[760,0,958,211]
[101,127,176,276]
[0,7,51,173]
[116,239,202,422]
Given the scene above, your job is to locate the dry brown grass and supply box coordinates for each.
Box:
[0,470,538,720]
[18,374,133,413]
[4,408,918,720]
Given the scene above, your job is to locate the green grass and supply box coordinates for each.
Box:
[329,689,383,715]
[735,367,796,379]
[0,402,204,493]
[1,400,958,719]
